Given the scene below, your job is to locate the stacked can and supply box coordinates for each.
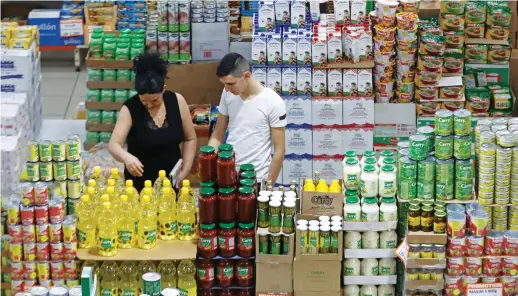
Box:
[191,0,229,23]
[394,9,420,103]
[1,234,10,295]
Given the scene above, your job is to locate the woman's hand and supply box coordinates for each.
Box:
[175,169,189,189]
[124,153,144,177]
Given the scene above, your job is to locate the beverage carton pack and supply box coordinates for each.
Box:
[342,97,375,126]
[297,67,312,95]
[252,33,267,65]
[327,31,343,63]
[312,69,327,96]
[286,123,313,155]
[282,67,298,95]
[291,0,307,28]
[343,28,372,63]
[267,67,282,94]
[312,98,343,126]
[342,126,374,155]
[267,32,282,65]
[311,34,327,66]
[274,0,291,25]
[357,68,373,96]
[334,0,351,24]
[350,0,367,24]
[282,32,298,65]
[312,155,343,182]
[327,69,343,96]
[252,67,267,87]
[297,31,312,65]
[343,69,358,96]
[285,96,312,125]
[283,154,313,186]
[312,126,343,156]
[258,1,275,31]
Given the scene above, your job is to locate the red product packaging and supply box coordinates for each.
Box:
[466,235,484,257]
[24,279,37,291]
[447,236,466,257]
[36,223,49,243]
[8,224,23,244]
[503,231,518,256]
[36,242,50,261]
[49,242,64,261]
[444,276,463,296]
[10,280,24,294]
[34,182,49,205]
[10,262,24,280]
[48,199,64,224]
[483,257,502,276]
[465,257,483,276]
[21,182,35,205]
[20,205,34,225]
[501,276,518,295]
[34,205,49,225]
[447,257,466,276]
[502,257,518,276]
[49,223,63,243]
[64,260,79,280]
[23,243,36,262]
[22,225,36,244]
[24,261,37,280]
[63,242,77,260]
[485,230,504,255]
[50,261,65,280]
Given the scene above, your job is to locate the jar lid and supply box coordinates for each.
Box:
[346,158,359,165]
[364,151,375,157]
[269,200,281,207]
[422,205,433,212]
[319,216,330,222]
[346,196,359,204]
[297,219,308,225]
[331,215,342,222]
[238,222,254,229]
[240,171,256,179]
[283,201,295,208]
[382,196,395,203]
[381,150,394,157]
[238,186,253,195]
[308,225,319,231]
[218,151,233,160]
[364,157,377,165]
[257,195,269,202]
[200,180,216,188]
[435,210,446,218]
[239,163,255,172]
[381,165,394,172]
[345,150,357,158]
[259,190,271,196]
[218,143,233,151]
[200,187,215,196]
[331,225,342,232]
[200,223,215,230]
[218,187,235,194]
[297,224,308,231]
[363,165,376,172]
[104,38,116,44]
[383,157,396,165]
[239,179,254,187]
[345,189,359,197]
[200,145,215,154]
[220,222,235,229]
[409,205,421,211]
[319,225,330,231]
[364,196,377,204]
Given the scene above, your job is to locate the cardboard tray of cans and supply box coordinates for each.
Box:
[405,279,445,291]
[407,232,447,245]
[313,60,375,69]
[85,102,124,110]
[295,214,343,261]
[343,249,396,258]
[407,258,447,269]
[343,275,397,285]
[86,81,134,89]
[85,123,116,132]
[342,221,397,232]
[86,52,133,69]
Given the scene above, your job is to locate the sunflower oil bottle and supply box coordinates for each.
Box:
[77,195,96,248]
[118,195,136,248]
[158,187,177,240]
[119,261,138,296]
[313,171,321,186]
[86,186,100,207]
[138,195,157,249]
[329,180,342,193]
[125,180,138,202]
[154,170,167,195]
[177,187,196,240]
[110,168,124,192]
[303,179,316,192]
[177,260,196,296]
[100,261,119,296]
[97,202,118,256]
[140,182,155,203]
[157,261,177,289]
[316,179,329,193]
[91,166,106,189]
[163,179,172,192]
[182,180,195,203]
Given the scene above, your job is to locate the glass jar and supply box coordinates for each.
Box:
[237,289,253,296]
[361,196,379,222]
[408,205,421,231]
[216,259,234,287]
[217,151,236,187]
[220,290,235,296]
[237,186,256,223]
[380,196,397,222]
[343,158,361,190]
[420,244,433,258]
[421,206,434,232]
[199,223,217,259]
[103,39,116,60]
[218,222,236,257]
[218,187,236,223]
[235,259,253,287]
[199,187,217,224]
[378,150,394,167]
[237,223,255,258]
[433,210,446,234]
[268,200,282,233]
[240,170,256,184]
[364,157,379,174]
[115,43,129,60]
[199,291,218,296]
[197,259,215,289]
[360,165,379,198]
[199,146,217,182]
[282,201,296,233]
[360,151,376,168]
[344,196,361,222]
[239,163,255,174]
[200,180,216,189]
[257,195,270,228]
[408,244,421,258]
[219,143,235,156]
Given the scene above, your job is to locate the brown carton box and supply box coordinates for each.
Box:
[300,178,344,216]
[256,262,294,293]
[294,214,343,261]
[256,232,295,263]
[296,291,341,296]
[293,259,341,292]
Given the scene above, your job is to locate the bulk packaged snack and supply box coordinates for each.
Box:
[465,24,485,38]
[418,54,443,72]
[440,0,465,15]
[464,2,486,24]
[444,31,464,49]
[464,44,487,64]
[440,14,464,31]
[485,26,510,40]
[487,44,511,64]
[465,88,490,114]
[487,3,511,27]
[443,49,464,73]
[419,33,445,56]
[440,86,463,100]
[415,87,439,101]
[416,69,441,86]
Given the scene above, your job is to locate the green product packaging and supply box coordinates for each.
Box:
[114,89,128,103]
[100,89,114,103]
[86,131,100,144]
[87,110,101,124]
[101,110,115,124]
[116,43,130,61]
[128,89,138,98]
[116,69,131,82]
[87,68,102,81]
[103,69,116,81]
[103,38,116,60]
[99,132,112,143]
[86,89,100,102]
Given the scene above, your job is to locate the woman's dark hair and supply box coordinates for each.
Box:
[133,53,168,95]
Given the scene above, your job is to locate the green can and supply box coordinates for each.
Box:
[409,134,428,161]
[454,135,471,160]
[453,109,471,136]
[435,135,453,159]
[67,160,81,180]
[99,132,112,143]
[86,89,100,102]
[128,89,138,98]
[417,156,436,181]
[436,181,454,200]
[398,156,417,179]
[26,141,39,162]
[87,68,102,81]
[39,162,53,181]
[282,234,290,255]
[435,110,453,136]
[87,110,101,124]
[455,159,473,182]
[114,89,128,103]
[66,140,81,161]
[53,161,67,181]
[103,69,117,81]
[116,69,131,82]
[258,229,269,254]
[26,162,40,181]
[417,179,434,199]
[142,272,161,296]
[100,89,114,103]
[66,198,80,215]
[455,179,473,200]
[270,233,281,255]
[417,126,435,152]
[436,159,454,183]
[51,140,66,162]
[67,179,81,199]
[398,178,417,200]
[38,140,52,162]
[101,110,116,124]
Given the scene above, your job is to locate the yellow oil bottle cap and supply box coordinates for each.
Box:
[111,168,118,175]
[145,180,152,187]
[87,187,95,195]
[120,195,128,202]
[81,195,90,202]
[159,170,166,178]
[103,202,111,208]
[162,187,171,194]
[144,187,152,194]
[181,187,189,194]
[94,166,101,173]
[182,180,190,186]
[107,179,115,186]
[163,179,171,187]
[126,180,133,187]
[126,187,134,194]
[101,194,110,202]
[88,179,96,187]
[142,195,150,203]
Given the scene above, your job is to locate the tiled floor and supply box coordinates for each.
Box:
[41,59,88,119]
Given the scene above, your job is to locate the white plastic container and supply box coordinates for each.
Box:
[378,285,395,296]
[344,258,361,276]
[361,285,378,296]
[343,158,361,190]
[380,196,398,222]
[378,165,396,197]
[361,196,379,222]
[345,231,362,249]
[380,230,397,248]
[379,258,397,275]
[361,258,379,276]
[344,196,362,222]
[344,285,360,296]
[360,165,379,197]
[362,231,380,249]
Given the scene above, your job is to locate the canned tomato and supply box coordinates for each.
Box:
[435,135,453,159]
[63,218,77,243]
[447,236,466,257]
[66,161,81,180]
[50,261,64,280]
[34,205,49,225]
[26,141,40,162]
[445,275,463,296]
[447,257,465,276]
[49,199,64,224]
[454,135,471,160]
[455,180,473,201]
[36,224,49,243]
[465,257,482,276]
[435,110,453,136]
[453,109,471,136]
[9,243,23,262]
[50,243,64,261]
[24,261,37,280]
[36,243,50,261]
[36,261,50,281]
[11,279,24,293]
[455,159,473,182]
[20,205,34,226]
[417,126,435,152]
[39,162,53,182]
[34,182,49,205]
[418,156,435,181]
[64,261,79,280]
[26,162,40,182]
[436,181,454,200]
[466,235,484,257]
[66,140,81,161]
[67,180,81,199]
[63,242,77,260]
[22,225,36,244]
[502,257,518,276]
[409,134,428,160]
[23,242,36,261]
[501,276,518,295]
[49,223,63,243]
[503,230,518,256]
[39,141,52,162]
[52,141,66,162]
[21,182,35,205]
[10,261,24,280]
[436,158,454,183]
[7,203,20,225]
[8,225,23,243]
[448,212,467,238]
[483,257,502,276]
[53,162,67,181]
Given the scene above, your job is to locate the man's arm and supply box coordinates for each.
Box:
[268,126,286,182]
[208,114,229,149]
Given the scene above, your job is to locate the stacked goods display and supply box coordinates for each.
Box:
[196,144,256,293]
[444,202,518,296]
[88,27,145,61]
[191,0,230,23]
[117,0,147,31]
[464,70,513,117]
[475,117,518,231]
[0,23,39,50]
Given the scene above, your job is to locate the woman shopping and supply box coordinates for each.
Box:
[109,53,197,191]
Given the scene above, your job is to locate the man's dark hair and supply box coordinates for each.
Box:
[216,53,251,78]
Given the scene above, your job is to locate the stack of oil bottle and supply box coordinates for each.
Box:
[196,144,258,296]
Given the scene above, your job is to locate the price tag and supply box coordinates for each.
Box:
[395,237,408,267]
[60,19,84,37]
[466,283,503,296]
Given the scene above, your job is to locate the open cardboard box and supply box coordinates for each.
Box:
[255,230,295,263]
[293,258,342,292]
[256,260,294,294]
[407,232,447,244]
[295,214,343,261]
[299,178,344,216]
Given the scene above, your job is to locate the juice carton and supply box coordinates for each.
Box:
[312,69,328,97]
[179,32,191,61]
[343,69,358,96]
[167,1,179,31]
[267,33,282,65]
[178,1,190,32]
[357,69,373,97]
[285,97,312,125]
[282,32,297,65]
[359,30,373,61]
[334,0,351,24]
[327,31,343,63]
[351,0,367,24]
[309,0,320,22]
[297,67,312,95]
[297,31,312,65]
[167,32,180,62]
[311,34,327,66]
[267,67,282,94]
[328,69,343,96]
[282,68,298,95]
[252,67,267,86]
[259,1,275,31]
[252,33,267,65]
[291,0,306,28]
[274,0,291,25]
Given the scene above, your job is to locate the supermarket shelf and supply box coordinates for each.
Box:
[77,240,197,261]
[1,283,10,289]
[407,232,447,244]
[199,286,254,291]
[342,221,397,231]
[313,60,375,69]
[198,255,255,260]
[86,55,133,69]
[343,276,397,285]
[87,81,134,89]
[343,249,396,258]
[85,123,116,132]
[406,279,444,291]
[85,102,124,110]
[407,258,446,269]
[1,266,9,272]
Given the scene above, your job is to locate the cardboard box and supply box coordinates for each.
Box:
[293,259,341,292]
[295,291,340,296]
[374,103,416,149]
[342,126,374,155]
[407,232,447,244]
[285,97,312,125]
[28,9,84,46]
[312,126,343,156]
[342,276,397,285]
[464,64,510,85]
[286,124,313,155]
[192,23,230,61]
[312,98,343,126]
[342,97,375,126]
[0,43,37,95]
[283,154,313,186]
[256,232,295,263]
[256,262,294,293]
[295,214,343,261]
[312,155,343,182]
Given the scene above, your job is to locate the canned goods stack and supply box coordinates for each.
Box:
[24,135,84,215]
[116,0,148,31]
[474,117,518,231]
[191,0,229,23]
[445,202,518,296]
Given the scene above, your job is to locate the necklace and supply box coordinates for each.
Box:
[152,101,166,128]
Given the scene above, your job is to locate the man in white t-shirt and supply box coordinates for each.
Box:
[208,53,286,182]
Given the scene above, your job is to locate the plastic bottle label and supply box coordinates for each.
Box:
[331,236,338,248]
[122,289,137,296]
[179,223,192,235]
[346,212,358,221]
[239,236,253,250]
[380,266,391,275]
[237,266,251,279]
[145,229,157,243]
[200,237,217,251]
[216,266,233,280]
[99,236,115,251]
[198,267,214,280]
[118,230,133,244]
[101,288,116,296]
[345,267,356,276]
[270,213,281,226]
[160,221,177,236]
